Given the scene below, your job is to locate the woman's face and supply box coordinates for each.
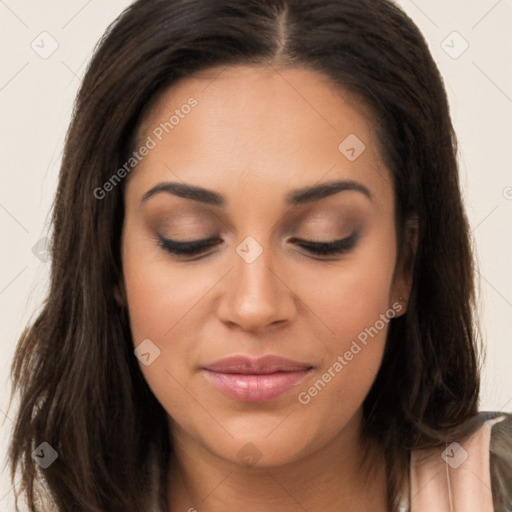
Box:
[120,65,410,468]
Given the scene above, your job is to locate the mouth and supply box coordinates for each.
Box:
[202,355,313,402]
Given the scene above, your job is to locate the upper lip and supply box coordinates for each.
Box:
[203,355,313,374]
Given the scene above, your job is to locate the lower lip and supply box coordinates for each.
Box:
[202,369,311,402]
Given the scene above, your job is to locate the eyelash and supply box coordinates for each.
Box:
[155,233,359,259]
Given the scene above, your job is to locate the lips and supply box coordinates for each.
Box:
[202,355,313,402]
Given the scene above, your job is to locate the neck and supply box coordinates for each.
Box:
[166,410,388,512]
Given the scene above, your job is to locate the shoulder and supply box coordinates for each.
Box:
[409,411,512,512]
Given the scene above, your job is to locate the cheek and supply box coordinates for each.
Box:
[122,231,211,343]
[121,247,203,419]
[290,227,397,342]
[121,231,222,399]
[290,231,396,415]
[293,278,394,444]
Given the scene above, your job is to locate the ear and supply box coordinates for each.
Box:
[390,216,418,317]
[114,278,127,308]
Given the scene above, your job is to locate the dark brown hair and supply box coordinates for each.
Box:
[6,0,481,510]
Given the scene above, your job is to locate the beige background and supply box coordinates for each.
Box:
[1,0,511,508]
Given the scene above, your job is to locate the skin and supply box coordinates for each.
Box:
[119,64,415,511]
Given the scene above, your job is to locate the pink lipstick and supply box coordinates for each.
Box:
[202,355,312,402]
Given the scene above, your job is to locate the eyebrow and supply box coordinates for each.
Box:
[141,179,373,206]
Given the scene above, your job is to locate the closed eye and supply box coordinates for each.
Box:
[290,233,358,255]
[155,234,222,256]
[154,233,359,259]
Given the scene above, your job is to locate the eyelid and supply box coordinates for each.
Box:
[155,234,222,256]
[289,232,359,256]
[154,232,359,259]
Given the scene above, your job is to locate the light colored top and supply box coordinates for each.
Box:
[403,411,512,511]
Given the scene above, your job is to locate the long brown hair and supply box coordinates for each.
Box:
[6,0,481,510]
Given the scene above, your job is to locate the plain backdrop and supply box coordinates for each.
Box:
[1,0,511,509]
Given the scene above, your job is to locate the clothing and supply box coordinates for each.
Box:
[403,411,512,511]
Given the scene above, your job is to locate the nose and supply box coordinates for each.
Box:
[216,237,297,333]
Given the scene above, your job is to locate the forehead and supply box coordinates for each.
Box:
[127,64,392,210]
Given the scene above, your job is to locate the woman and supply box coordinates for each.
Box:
[7,0,512,511]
